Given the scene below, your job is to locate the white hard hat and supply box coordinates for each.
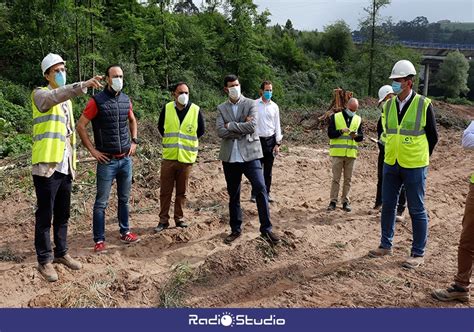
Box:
[41,53,65,75]
[378,85,394,103]
[389,60,416,79]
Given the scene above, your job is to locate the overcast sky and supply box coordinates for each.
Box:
[252,0,474,31]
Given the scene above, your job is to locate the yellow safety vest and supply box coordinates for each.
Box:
[162,102,199,163]
[31,87,77,169]
[329,112,361,158]
[382,94,430,168]
[471,173,474,184]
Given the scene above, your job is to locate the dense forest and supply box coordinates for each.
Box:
[0,0,472,157]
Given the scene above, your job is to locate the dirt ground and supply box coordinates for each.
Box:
[0,103,473,308]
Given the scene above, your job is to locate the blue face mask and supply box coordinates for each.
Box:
[55,71,66,87]
[392,81,402,94]
[263,91,272,101]
[345,109,355,117]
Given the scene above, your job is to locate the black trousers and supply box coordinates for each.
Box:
[33,171,72,264]
[375,145,406,213]
[252,135,276,196]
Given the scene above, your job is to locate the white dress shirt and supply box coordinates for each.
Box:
[255,97,283,143]
[397,90,413,113]
[228,98,244,163]
[462,120,474,150]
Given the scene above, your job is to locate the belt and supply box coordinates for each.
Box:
[105,153,127,160]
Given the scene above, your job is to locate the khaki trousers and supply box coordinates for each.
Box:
[159,160,193,224]
[454,183,474,288]
[330,156,356,204]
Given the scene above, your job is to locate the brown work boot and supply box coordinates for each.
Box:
[53,254,82,270]
[432,284,470,303]
[402,255,424,269]
[261,231,281,245]
[38,262,58,282]
[368,246,393,258]
[224,231,241,244]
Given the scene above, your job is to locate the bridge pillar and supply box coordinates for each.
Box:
[423,63,430,96]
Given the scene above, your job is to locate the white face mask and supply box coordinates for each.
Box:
[111,77,123,92]
[228,86,241,100]
[177,93,189,106]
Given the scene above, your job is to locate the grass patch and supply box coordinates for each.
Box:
[158,262,194,308]
[0,247,25,263]
[55,268,119,308]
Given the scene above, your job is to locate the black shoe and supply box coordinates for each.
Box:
[224,231,241,244]
[250,195,256,203]
[154,223,169,233]
[261,231,281,244]
[373,203,382,210]
[327,202,336,211]
[176,221,188,228]
[268,195,275,203]
[343,202,352,212]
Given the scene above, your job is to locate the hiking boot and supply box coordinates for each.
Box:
[327,201,336,211]
[432,284,470,303]
[120,231,140,244]
[38,262,58,282]
[154,223,169,233]
[402,255,424,269]
[224,231,241,244]
[53,254,82,270]
[368,246,393,258]
[250,195,256,203]
[342,202,352,212]
[94,241,107,253]
[395,211,405,223]
[176,221,188,228]
[261,231,281,244]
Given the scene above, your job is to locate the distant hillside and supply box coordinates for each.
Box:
[439,21,474,32]
[353,17,474,45]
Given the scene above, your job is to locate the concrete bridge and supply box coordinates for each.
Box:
[353,38,474,95]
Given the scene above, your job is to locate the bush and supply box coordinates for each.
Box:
[0,78,30,107]
[0,95,31,133]
[0,133,32,157]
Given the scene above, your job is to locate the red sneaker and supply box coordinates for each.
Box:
[94,241,107,253]
[120,232,140,244]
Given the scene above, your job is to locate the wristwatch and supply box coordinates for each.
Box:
[131,137,139,145]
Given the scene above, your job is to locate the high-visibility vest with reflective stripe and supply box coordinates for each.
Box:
[329,112,361,158]
[31,87,77,169]
[382,94,430,168]
[162,102,199,163]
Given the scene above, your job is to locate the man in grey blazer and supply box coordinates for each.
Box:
[216,74,280,245]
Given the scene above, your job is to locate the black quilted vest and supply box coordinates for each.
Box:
[92,88,131,154]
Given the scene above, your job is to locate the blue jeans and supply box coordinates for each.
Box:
[93,157,132,243]
[223,160,272,234]
[380,162,429,256]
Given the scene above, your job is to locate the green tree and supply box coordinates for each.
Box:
[360,0,391,95]
[435,51,470,98]
[320,21,353,62]
[467,60,474,100]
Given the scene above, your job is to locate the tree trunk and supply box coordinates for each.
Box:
[75,0,81,82]
[368,0,376,96]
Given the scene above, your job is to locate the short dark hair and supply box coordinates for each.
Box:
[224,74,239,87]
[260,80,272,90]
[172,81,189,92]
[105,64,121,77]
[405,75,415,81]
